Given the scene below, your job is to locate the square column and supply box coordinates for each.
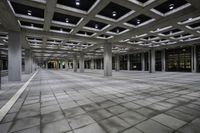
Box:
[25,49,32,74]
[115,55,120,71]
[161,50,166,72]
[79,53,84,73]
[149,48,155,73]
[100,59,103,69]
[8,32,22,81]
[73,55,78,72]
[65,60,68,71]
[104,43,112,76]
[192,45,197,73]
[91,59,94,69]
[141,53,145,71]
[127,54,130,71]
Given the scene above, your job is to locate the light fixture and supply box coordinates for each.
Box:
[95,24,98,29]
[112,11,117,17]
[188,18,192,21]
[137,19,140,24]
[31,24,34,27]
[116,29,120,33]
[27,10,32,16]
[60,28,63,32]
[65,18,69,23]
[75,0,80,6]
[169,4,174,10]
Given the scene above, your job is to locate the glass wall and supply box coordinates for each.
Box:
[197,45,200,72]
[155,51,162,71]
[144,52,149,71]
[166,47,191,72]
[120,55,127,70]
[129,53,141,70]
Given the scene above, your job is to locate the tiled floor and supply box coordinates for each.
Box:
[0,69,200,133]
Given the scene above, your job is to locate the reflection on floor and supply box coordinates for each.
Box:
[0,69,200,133]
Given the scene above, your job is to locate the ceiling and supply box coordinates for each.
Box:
[0,0,200,62]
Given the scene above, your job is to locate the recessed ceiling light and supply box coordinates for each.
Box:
[27,10,32,16]
[112,11,117,17]
[60,28,63,32]
[137,19,140,24]
[65,18,69,23]
[116,29,120,33]
[75,0,80,6]
[169,4,174,10]
[188,18,192,21]
[95,24,98,29]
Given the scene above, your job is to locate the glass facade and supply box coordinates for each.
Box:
[166,47,191,72]
[129,53,142,70]
[155,51,162,71]
[120,55,128,70]
[144,52,149,71]
[197,45,200,72]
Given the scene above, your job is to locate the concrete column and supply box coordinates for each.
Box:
[8,32,22,81]
[79,53,84,73]
[32,58,35,72]
[192,45,197,73]
[46,62,48,69]
[65,60,68,71]
[115,55,120,71]
[161,50,166,72]
[104,43,112,76]
[127,54,130,71]
[91,59,94,69]
[73,55,78,72]
[149,48,155,73]
[60,61,63,69]
[100,59,103,69]
[141,53,145,71]
[25,49,32,74]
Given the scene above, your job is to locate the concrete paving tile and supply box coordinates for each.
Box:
[12,126,40,133]
[121,127,143,133]
[41,111,64,124]
[135,119,173,133]
[42,119,71,133]
[41,104,61,115]
[63,107,85,118]
[136,107,160,118]
[68,114,95,129]
[107,105,127,115]
[165,110,196,122]
[121,102,141,110]
[152,114,187,129]
[0,122,12,133]
[99,116,130,133]
[118,111,146,126]
[73,123,106,133]
[88,109,113,121]
[178,118,200,133]
[9,116,40,132]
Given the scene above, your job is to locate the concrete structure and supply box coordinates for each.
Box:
[1,0,200,133]
[8,32,22,81]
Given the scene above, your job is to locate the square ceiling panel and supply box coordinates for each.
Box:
[98,2,131,20]
[53,12,81,25]
[189,22,200,29]
[50,26,71,33]
[126,14,152,26]
[153,0,189,14]
[57,0,97,12]
[85,20,108,30]
[10,1,44,18]
[109,27,127,33]
[20,21,43,28]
